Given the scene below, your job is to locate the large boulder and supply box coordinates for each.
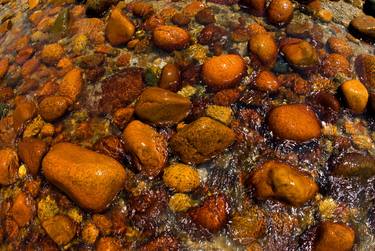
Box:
[42,143,126,212]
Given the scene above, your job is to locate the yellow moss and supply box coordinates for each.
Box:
[177,85,197,98]
[322,123,338,136]
[168,193,194,212]
[38,195,59,221]
[67,208,83,223]
[206,105,233,125]
[187,44,208,63]
[318,198,337,220]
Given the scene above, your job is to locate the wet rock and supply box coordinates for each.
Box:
[198,24,228,46]
[195,8,215,25]
[248,33,278,68]
[355,54,375,90]
[139,236,179,251]
[0,58,9,79]
[128,1,154,17]
[321,53,350,78]
[170,117,235,164]
[250,160,318,206]
[268,104,321,142]
[152,25,190,51]
[39,96,71,122]
[208,0,238,4]
[240,0,266,16]
[9,192,35,227]
[326,37,353,58]
[86,0,118,17]
[254,70,280,92]
[59,68,83,102]
[144,14,165,31]
[100,68,144,113]
[163,163,200,192]
[135,87,191,126]
[202,54,246,91]
[18,137,48,176]
[349,15,375,41]
[281,39,319,72]
[188,194,229,233]
[105,8,135,46]
[267,0,294,26]
[172,12,191,26]
[41,43,64,65]
[71,18,105,44]
[112,107,134,130]
[42,143,126,211]
[158,63,181,91]
[213,88,241,106]
[341,79,369,114]
[12,97,37,132]
[229,206,266,245]
[308,91,340,123]
[94,135,125,162]
[96,237,122,250]
[313,222,355,251]
[123,120,167,177]
[42,215,76,246]
[332,152,375,178]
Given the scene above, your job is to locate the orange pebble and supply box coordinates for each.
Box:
[202,54,246,91]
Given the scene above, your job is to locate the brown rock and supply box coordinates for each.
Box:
[229,206,266,244]
[332,152,375,178]
[135,87,191,126]
[268,104,321,142]
[172,12,191,26]
[313,222,355,251]
[241,0,266,16]
[139,236,179,251]
[18,137,48,176]
[159,63,181,91]
[202,54,246,91]
[349,15,375,40]
[0,58,9,78]
[267,0,294,26]
[21,58,40,77]
[82,222,99,245]
[281,39,319,72]
[41,43,64,65]
[153,25,190,51]
[112,107,134,130]
[188,194,229,233]
[248,33,278,67]
[94,135,125,162]
[341,79,368,114]
[59,68,83,102]
[105,8,135,46]
[96,237,122,251]
[42,215,76,246]
[326,37,353,58]
[100,68,144,113]
[9,192,35,227]
[0,86,13,102]
[254,70,280,92]
[250,160,318,206]
[123,120,167,177]
[195,8,215,25]
[321,53,350,78]
[355,54,375,91]
[129,1,154,17]
[39,96,71,122]
[42,143,126,211]
[12,97,37,132]
[170,117,235,164]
